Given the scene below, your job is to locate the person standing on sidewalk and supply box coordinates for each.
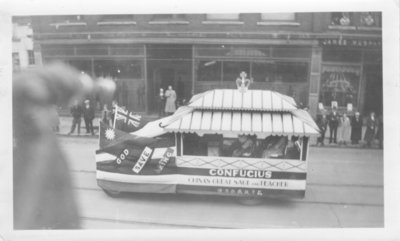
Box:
[68,100,82,135]
[328,108,340,144]
[82,99,95,135]
[164,85,176,115]
[316,114,328,146]
[364,111,377,148]
[350,112,362,145]
[101,104,111,126]
[338,113,351,145]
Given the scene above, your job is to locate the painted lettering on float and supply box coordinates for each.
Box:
[132,147,153,174]
[209,169,272,179]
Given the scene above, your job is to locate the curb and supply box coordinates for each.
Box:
[56,133,99,139]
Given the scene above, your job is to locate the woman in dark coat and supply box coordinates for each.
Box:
[364,112,377,147]
[350,112,363,144]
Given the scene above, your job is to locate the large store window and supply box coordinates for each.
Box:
[319,65,360,108]
[94,59,145,112]
[194,45,311,105]
[252,61,308,83]
[68,59,92,75]
[197,60,222,82]
[223,61,250,81]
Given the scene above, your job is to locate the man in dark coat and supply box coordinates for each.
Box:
[82,99,95,135]
[364,112,377,147]
[350,112,363,144]
[328,109,340,144]
[316,114,328,146]
[68,100,83,135]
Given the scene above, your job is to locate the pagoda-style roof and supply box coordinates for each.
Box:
[188,89,297,111]
[162,89,319,137]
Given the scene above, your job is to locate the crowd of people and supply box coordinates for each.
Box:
[316,109,383,149]
[67,99,96,135]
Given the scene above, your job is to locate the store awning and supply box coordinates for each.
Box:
[164,110,320,137]
[188,89,297,111]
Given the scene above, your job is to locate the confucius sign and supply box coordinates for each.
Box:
[132,147,153,174]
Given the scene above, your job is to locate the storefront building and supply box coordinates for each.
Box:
[28,12,382,117]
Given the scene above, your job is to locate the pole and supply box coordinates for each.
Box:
[113,105,118,129]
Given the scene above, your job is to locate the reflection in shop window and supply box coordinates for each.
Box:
[68,59,92,75]
[330,12,353,26]
[197,60,222,81]
[94,59,144,112]
[319,65,360,108]
[94,60,142,79]
[252,62,308,83]
[223,61,250,82]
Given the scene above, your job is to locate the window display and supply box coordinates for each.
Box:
[319,65,361,108]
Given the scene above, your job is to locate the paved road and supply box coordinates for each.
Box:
[59,136,383,229]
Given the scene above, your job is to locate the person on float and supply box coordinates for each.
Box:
[232,135,256,158]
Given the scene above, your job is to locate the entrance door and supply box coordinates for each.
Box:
[363,64,383,116]
[146,44,193,114]
[159,68,175,90]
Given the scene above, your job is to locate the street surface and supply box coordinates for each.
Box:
[59,136,383,229]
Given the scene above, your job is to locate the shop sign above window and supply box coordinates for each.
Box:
[320,39,381,48]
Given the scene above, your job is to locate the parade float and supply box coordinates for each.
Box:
[95,72,320,200]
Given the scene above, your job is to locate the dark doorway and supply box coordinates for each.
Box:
[146,44,193,115]
[363,64,383,116]
[159,68,175,90]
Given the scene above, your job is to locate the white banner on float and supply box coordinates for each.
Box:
[96,171,306,190]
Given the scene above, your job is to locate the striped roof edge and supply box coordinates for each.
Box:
[188,89,297,112]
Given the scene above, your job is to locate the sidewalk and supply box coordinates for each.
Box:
[56,115,161,138]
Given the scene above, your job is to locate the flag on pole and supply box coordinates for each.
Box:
[113,105,142,131]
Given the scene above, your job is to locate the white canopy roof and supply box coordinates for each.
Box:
[164,109,319,137]
[133,89,319,138]
[188,89,297,111]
